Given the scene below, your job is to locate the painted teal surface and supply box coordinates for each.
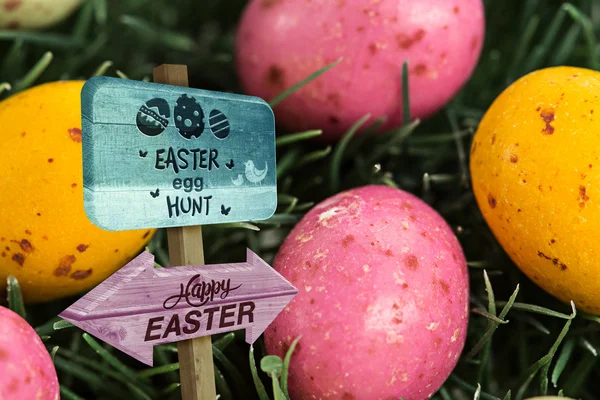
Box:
[81,76,277,231]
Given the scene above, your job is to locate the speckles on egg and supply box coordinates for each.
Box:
[540,109,556,134]
[426,322,439,331]
[11,253,24,267]
[68,127,82,143]
[488,193,497,208]
[70,269,92,280]
[54,255,76,277]
[404,254,419,270]
[579,185,589,208]
[396,29,426,49]
[76,244,89,252]
[265,65,286,90]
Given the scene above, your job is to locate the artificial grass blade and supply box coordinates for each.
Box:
[13,51,53,92]
[472,309,508,325]
[276,130,323,147]
[402,61,410,124]
[217,222,260,231]
[120,15,197,52]
[467,284,520,359]
[249,345,270,400]
[138,362,180,379]
[6,275,25,319]
[495,302,575,319]
[296,146,332,169]
[552,338,575,387]
[92,0,108,25]
[50,346,59,362]
[282,336,301,398]
[92,60,113,77]
[562,352,596,397]
[269,58,343,107]
[60,385,85,400]
[213,332,236,351]
[215,364,234,400]
[53,320,75,331]
[213,345,253,396]
[116,70,130,79]
[538,302,576,395]
[474,384,482,400]
[484,270,496,316]
[0,82,10,96]
[330,113,371,192]
[522,6,566,72]
[561,3,598,69]
[0,31,80,48]
[82,334,141,385]
[550,24,580,66]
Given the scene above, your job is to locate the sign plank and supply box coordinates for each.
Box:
[59,249,298,366]
[81,76,277,231]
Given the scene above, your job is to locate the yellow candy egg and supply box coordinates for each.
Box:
[0,0,82,30]
[0,81,155,303]
[471,66,600,314]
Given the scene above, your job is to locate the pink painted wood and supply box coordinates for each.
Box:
[59,249,297,366]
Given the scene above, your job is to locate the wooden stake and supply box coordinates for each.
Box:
[153,64,217,400]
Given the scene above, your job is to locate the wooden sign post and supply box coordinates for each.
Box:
[62,64,289,400]
[154,64,215,400]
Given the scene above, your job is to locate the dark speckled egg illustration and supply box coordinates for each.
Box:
[136,98,170,137]
[175,94,204,139]
[209,109,230,139]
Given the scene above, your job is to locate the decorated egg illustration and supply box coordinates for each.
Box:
[136,98,170,137]
[209,109,230,139]
[175,94,205,139]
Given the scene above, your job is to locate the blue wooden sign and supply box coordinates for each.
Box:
[81,77,277,231]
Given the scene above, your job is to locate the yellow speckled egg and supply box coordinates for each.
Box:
[471,66,600,314]
[0,81,155,303]
[0,0,82,30]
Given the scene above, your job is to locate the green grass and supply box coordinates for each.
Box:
[2,0,600,399]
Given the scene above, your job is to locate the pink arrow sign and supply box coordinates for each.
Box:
[59,249,298,366]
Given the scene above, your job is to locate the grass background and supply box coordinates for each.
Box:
[2,0,600,399]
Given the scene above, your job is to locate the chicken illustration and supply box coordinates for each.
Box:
[231,174,244,186]
[244,160,268,183]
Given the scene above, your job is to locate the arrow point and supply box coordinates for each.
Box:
[244,293,297,345]
[245,324,265,345]
[246,248,267,269]
[58,251,156,318]
[246,249,299,294]
[58,315,154,367]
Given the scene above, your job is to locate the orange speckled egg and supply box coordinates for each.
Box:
[470,66,600,314]
[0,81,155,303]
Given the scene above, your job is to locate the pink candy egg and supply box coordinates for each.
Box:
[0,306,59,400]
[236,0,485,141]
[264,185,469,399]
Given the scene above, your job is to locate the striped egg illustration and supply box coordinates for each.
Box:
[174,94,204,139]
[136,98,170,137]
[209,109,230,139]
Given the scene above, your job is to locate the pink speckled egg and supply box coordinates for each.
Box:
[264,185,469,400]
[0,306,59,400]
[236,0,485,141]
